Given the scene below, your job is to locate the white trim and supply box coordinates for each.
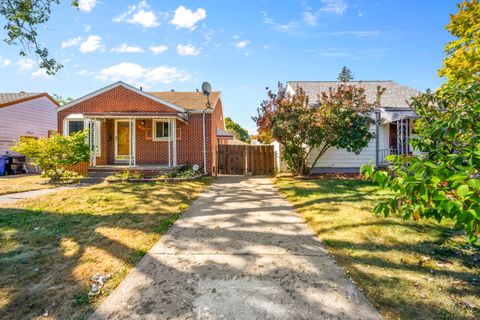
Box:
[57,81,186,113]
[64,118,86,137]
[173,119,177,166]
[152,119,174,141]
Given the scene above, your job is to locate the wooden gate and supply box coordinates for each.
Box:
[217,145,274,175]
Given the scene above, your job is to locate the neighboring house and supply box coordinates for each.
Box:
[0,92,59,155]
[286,81,421,173]
[57,81,232,175]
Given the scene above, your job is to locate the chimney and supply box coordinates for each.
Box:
[140,86,143,91]
[170,89,175,92]
[196,88,199,92]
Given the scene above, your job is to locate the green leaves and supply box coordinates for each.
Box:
[0,0,67,74]
[363,83,480,243]
[12,131,89,181]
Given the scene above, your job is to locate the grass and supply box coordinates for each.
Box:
[0,178,211,320]
[274,177,480,320]
[0,174,55,196]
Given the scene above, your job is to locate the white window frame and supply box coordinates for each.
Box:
[153,119,172,141]
[65,119,86,136]
[63,117,101,157]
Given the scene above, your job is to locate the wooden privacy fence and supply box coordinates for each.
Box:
[217,144,275,175]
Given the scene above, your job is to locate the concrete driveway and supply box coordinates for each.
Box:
[90,176,382,320]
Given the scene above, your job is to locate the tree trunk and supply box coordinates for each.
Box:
[309,144,331,171]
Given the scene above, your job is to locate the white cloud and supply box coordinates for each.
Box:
[235,40,250,49]
[176,44,200,56]
[61,37,83,48]
[84,24,92,32]
[78,0,97,12]
[320,0,347,15]
[0,56,11,67]
[32,69,49,78]
[79,35,102,53]
[111,43,144,53]
[96,62,190,84]
[75,69,89,76]
[302,11,318,26]
[114,1,160,29]
[145,66,190,83]
[150,45,168,55]
[17,58,35,72]
[171,5,206,30]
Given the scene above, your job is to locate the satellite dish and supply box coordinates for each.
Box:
[201,82,212,96]
[192,164,199,172]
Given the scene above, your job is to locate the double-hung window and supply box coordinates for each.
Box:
[153,120,171,141]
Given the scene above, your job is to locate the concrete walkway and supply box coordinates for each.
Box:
[0,186,76,205]
[90,176,382,320]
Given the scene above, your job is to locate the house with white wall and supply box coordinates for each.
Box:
[0,93,59,155]
[285,81,421,173]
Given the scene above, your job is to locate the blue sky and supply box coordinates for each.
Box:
[0,0,457,133]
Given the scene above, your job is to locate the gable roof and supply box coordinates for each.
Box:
[57,81,187,113]
[0,92,59,108]
[148,91,221,111]
[286,81,421,109]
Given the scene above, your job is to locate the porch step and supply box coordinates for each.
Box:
[88,165,182,178]
[88,171,116,178]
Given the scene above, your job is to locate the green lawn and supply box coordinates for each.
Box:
[0,174,55,196]
[275,177,479,320]
[0,179,211,320]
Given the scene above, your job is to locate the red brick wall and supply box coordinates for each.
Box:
[57,84,225,174]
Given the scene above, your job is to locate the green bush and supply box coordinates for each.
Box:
[362,83,480,243]
[113,170,143,180]
[12,132,89,181]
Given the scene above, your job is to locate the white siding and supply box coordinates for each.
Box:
[308,123,390,170]
[0,96,57,154]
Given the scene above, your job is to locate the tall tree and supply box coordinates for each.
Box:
[337,66,354,82]
[254,82,381,175]
[0,0,80,74]
[438,0,480,86]
[225,117,250,142]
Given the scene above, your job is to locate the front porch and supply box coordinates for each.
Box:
[84,113,184,168]
[377,109,418,167]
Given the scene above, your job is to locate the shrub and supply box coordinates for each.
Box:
[362,83,480,243]
[12,132,89,181]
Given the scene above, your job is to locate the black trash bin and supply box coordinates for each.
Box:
[0,156,8,176]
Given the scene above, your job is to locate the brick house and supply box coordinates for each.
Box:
[57,81,232,175]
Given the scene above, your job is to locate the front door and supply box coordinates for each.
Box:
[115,120,131,162]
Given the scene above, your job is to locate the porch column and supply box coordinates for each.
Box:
[132,119,136,166]
[173,119,177,166]
[88,120,96,167]
[168,119,171,167]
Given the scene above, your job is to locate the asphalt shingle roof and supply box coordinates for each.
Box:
[286,81,421,109]
[0,92,43,106]
[148,91,221,111]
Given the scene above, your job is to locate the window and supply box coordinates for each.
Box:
[67,120,85,135]
[153,120,171,140]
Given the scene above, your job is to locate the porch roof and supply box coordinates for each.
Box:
[379,108,417,123]
[82,111,188,121]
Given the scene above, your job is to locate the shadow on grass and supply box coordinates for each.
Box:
[0,180,208,320]
[275,177,480,320]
